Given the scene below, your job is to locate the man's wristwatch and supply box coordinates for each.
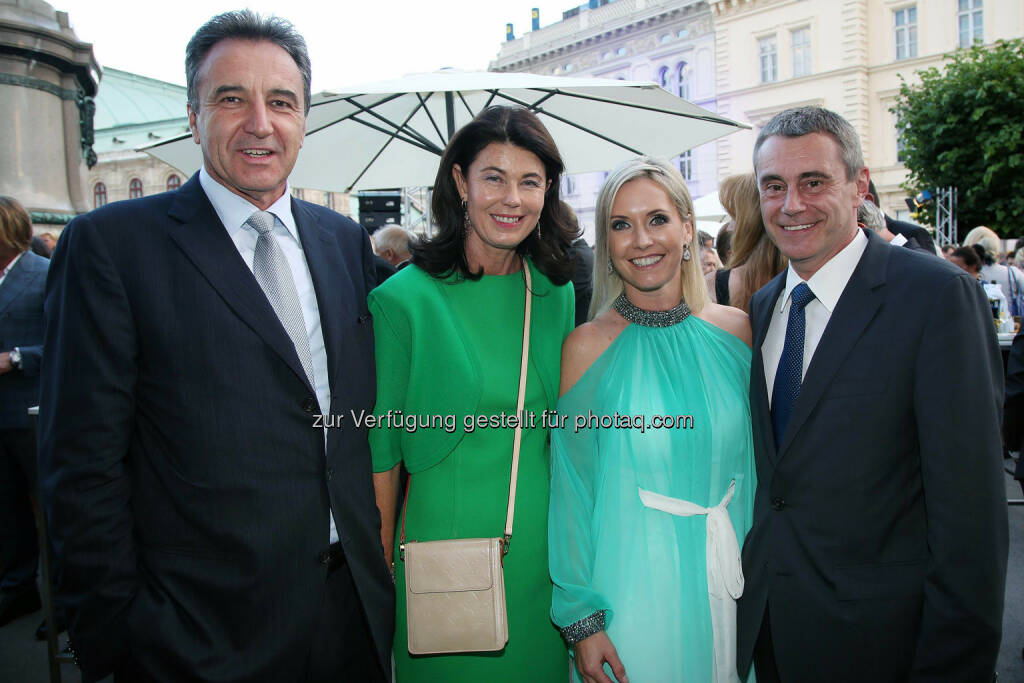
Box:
[9,347,22,369]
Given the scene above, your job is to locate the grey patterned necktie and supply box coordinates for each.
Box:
[247,210,315,387]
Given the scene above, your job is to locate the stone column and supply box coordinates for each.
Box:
[0,0,99,230]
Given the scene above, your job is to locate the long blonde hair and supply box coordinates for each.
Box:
[590,157,709,320]
[720,172,787,313]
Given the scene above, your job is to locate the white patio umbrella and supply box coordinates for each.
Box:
[142,69,748,192]
[692,190,727,222]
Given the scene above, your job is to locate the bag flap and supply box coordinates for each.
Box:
[406,538,499,594]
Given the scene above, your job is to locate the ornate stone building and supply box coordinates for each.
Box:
[490,0,717,241]
[710,0,1023,222]
[492,0,1023,232]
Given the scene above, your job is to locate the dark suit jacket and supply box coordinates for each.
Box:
[568,238,594,327]
[0,251,48,429]
[738,230,1007,682]
[38,175,394,681]
[886,214,937,256]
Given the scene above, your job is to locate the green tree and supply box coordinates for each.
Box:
[893,39,1024,237]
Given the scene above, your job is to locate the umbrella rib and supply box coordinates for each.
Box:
[528,88,744,127]
[308,93,441,152]
[305,92,406,135]
[492,91,644,155]
[456,91,477,120]
[416,92,448,147]
[344,115,443,155]
[515,90,557,111]
[345,98,449,191]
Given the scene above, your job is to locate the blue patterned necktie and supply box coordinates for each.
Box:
[247,211,315,387]
[771,283,816,449]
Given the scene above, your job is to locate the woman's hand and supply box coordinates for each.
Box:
[372,465,401,568]
[574,631,629,683]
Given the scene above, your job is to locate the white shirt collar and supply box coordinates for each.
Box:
[199,167,298,242]
[1,251,24,278]
[780,228,869,314]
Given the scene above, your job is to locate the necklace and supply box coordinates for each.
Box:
[613,292,691,328]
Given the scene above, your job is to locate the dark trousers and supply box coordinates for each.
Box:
[0,428,39,590]
[753,606,782,683]
[113,549,385,683]
[303,550,385,683]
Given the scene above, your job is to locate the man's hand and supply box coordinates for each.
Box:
[574,630,629,683]
[0,351,12,375]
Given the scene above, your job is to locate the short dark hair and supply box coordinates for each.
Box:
[753,106,864,180]
[412,106,577,284]
[0,196,32,252]
[186,9,312,115]
[952,246,982,271]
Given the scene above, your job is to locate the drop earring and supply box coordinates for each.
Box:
[607,260,614,275]
[461,198,470,235]
[682,244,692,262]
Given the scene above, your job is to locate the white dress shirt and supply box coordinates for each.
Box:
[762,229,869,407]
[199,169,337,543]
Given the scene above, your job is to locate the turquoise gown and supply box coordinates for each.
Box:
[549,314,756,682]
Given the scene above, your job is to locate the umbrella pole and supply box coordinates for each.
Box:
[445,92,455,142]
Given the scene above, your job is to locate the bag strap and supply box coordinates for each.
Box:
[399,260,533,558]
[504,263,532,552]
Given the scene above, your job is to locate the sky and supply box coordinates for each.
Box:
[55,0,576,90]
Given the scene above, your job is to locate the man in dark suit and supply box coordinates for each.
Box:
[737,107,1006,682]
[0,196,48,627]
[38,10,393,682]
[866,179,938,256]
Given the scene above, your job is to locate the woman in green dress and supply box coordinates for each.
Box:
[551,157,756,682]
[370,106,576,681]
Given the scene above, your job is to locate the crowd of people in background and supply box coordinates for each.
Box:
[0,8,1018,683]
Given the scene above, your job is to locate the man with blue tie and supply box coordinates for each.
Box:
[38,10,393,682]
[736,107,1007,682]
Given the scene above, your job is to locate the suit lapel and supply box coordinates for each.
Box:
[292,197,350,400]
[751,273,785,465]
[0,254,33,315]
[777,231,889,456]
[166,174,312,390]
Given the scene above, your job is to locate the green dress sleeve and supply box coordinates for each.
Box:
[368,290,410,473]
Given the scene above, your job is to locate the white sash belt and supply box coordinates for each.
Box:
[638,480,743,683]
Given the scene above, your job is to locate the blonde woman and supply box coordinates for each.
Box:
[550,157,756,682]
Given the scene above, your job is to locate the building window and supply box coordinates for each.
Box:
[166,174,181,191]
[660,34,672,44]
[129,178,144,199]
[958,0,983,48]
[678,150,693,182]
[93,181,107,208]
[326,192,334,210]
[657,66,669,91]
[676,62,690,100]
[292,187,304,200]
[758,36,778,83]
[894,6,918,60]
[895,113,907,164]
[791,27,812,77]
[616,47,627,57]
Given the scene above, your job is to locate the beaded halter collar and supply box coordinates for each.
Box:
[613,292,691,328]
